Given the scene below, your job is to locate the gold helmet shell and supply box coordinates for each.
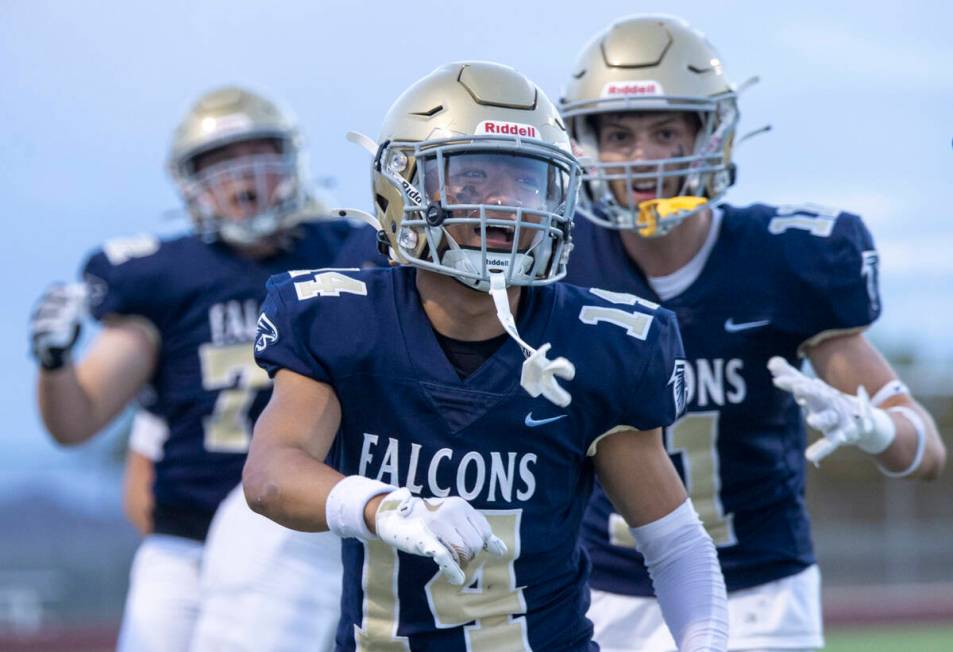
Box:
[369,62,581,290]
[560,15,739,236]
[169,86,299,178]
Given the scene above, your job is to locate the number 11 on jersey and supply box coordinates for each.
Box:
[610,411,737,548]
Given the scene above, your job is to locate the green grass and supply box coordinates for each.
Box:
[824,624,953,651]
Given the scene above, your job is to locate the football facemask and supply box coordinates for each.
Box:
[182,151,304,247]
[570,103,737,237]
[379,137,581,291]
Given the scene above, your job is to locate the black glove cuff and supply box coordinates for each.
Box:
[38,348,71,371]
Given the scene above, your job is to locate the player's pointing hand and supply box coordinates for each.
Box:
[375,488,507,585]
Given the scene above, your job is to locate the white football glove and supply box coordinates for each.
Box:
[767,356,896,465]
[30,283,88,370]
[521,343,576,408]
[375,488,507,586]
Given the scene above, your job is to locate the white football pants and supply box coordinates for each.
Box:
[189,484,344,652]
[588,564,823,652]
[117,533,204,652]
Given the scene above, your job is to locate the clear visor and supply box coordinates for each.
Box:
[425,152,569,214]
[419,151,570,253]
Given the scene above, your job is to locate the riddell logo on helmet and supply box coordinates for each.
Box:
[204,113,254,135]
[476,121,538,139]
[601,80,664,97]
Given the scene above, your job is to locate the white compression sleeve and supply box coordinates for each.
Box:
[630,499,728,652]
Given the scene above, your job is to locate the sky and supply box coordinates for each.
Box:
[1,0,951,490]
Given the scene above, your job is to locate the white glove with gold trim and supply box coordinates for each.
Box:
[375,488,507,585]
[768,357,896,464]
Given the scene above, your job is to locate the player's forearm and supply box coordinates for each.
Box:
[36,323,157,446]
[876,401,945,480]
[122,450,155,535]
[36,366,108,445]
[634,500,728,652]
[242,443,345,532]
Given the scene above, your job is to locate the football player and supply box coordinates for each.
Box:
[30,86,377,652]
[558,15,946,652]
[244,61,728,651]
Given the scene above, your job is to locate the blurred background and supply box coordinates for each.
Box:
[2,0,951,649]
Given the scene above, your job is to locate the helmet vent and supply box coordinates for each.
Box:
[410,104,445,118]
[601,22,673,68]
[457,63,538,109]
[375,193,390,212]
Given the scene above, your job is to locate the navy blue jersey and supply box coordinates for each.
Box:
[82,220,383,538]
[255,266,685,652]
[565,203,881,594]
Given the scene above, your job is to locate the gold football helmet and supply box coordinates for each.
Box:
[560,15,738,236]
[168,86,311,246]
[365,62,582,290]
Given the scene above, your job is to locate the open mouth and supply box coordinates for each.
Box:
[476,224,516,250]
[234,189,260,206]
[629,179,658,201]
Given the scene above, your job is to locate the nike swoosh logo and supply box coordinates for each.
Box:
[422,499,441,513]
[724,318,771,333]
[524,412,568,428]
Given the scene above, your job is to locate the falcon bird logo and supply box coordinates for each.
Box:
[669,359,688,417]
[255,313,279,352]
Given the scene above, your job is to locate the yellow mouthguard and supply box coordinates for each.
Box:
[636,196,709,237]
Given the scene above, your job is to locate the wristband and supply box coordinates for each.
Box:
[857,405,896,455]
[879,406,926,478]
[326,475,396,540]
[128,411,169,461]
[870,379,910,408]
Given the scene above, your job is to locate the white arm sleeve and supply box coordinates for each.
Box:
[630,499,728,652]
[128,410,169,462]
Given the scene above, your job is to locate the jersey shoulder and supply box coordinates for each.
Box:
[553,282,676,349]
[264,265,392,311]
[295,218,390,270]
[293,217,359,249]
[721,202,881,335]
[81,231,199,322]
[722,202,876,278]
[551,283,685,430]
[255,267,397,383]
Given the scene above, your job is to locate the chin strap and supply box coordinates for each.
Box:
[487,272,575,407]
